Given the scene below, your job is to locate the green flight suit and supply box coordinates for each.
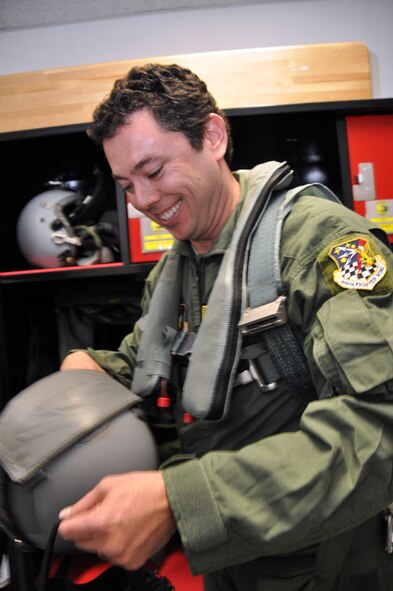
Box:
[86,168,393,590]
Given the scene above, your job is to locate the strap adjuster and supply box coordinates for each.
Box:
[385,505,393,554]
[238,296,287,336]
[170,331,196,358]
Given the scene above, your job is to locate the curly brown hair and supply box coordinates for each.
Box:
[87,63,233,164]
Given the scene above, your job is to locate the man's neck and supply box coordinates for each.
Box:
[191,173,241,254]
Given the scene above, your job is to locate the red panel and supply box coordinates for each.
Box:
[128,218,166,263]
[49,549,204,590]
[158,548,204,591]
[128,217,175,263]
[346,114,393,242]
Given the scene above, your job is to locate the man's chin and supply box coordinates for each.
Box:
[164,226,189,242]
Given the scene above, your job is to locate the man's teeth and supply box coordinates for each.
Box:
[160,200,181,222]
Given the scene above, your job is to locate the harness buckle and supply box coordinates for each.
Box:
[171,331,196,359]
[248,359,279,392]
[235,343,280,392]
[238,296,287,336]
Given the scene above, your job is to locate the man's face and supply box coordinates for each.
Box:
[103,108,232,253]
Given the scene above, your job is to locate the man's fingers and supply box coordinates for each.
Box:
[58,506,105,541]
[57,472,176,571]
[59,483,104,520]
[58,484,109,543]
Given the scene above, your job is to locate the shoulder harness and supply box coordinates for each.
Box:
[132,161,341,420]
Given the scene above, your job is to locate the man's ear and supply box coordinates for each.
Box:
[203,113,228,160]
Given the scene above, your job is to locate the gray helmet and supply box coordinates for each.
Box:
[0,370,158,553]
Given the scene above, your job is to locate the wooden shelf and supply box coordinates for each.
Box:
[0,42,372,133]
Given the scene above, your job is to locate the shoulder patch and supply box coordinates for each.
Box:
[328,236,387,290]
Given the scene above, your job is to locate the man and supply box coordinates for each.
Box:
[58,63,393,590]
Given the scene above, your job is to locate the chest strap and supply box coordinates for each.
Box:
[179,162,295,419]
[238,183,340,401]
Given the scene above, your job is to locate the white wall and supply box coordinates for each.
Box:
[1,0,392,98]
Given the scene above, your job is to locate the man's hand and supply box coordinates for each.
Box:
[60,351,105,372]
[58,471,177,570]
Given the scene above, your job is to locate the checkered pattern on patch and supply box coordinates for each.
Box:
[342,261,377,280]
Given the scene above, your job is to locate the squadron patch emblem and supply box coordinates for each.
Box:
[328,237,387,290]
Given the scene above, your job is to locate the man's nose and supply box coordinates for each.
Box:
[132,183,161,211]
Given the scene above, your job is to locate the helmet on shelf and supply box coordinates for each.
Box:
[16,168,119,268]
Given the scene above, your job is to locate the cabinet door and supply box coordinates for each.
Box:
[346,114,393,244]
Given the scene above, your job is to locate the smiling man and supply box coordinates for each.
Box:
[59,64,393,591]
[105,108,240,252]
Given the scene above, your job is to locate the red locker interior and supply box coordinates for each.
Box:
[346,114,393,243]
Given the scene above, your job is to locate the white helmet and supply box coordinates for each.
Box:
[16,169,118,268]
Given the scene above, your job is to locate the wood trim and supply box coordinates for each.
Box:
[0,42,372,133]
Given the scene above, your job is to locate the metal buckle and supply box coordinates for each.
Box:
[248,359,279,392]
[385,506,393,554]
[234,363,279,392]
[238,296,287,336]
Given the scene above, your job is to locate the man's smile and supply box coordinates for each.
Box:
[158,199,182,224]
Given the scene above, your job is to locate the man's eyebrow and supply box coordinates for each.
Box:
[112,157,153,181]
[133,157,153,172]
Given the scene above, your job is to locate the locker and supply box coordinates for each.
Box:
[346,114,393,243]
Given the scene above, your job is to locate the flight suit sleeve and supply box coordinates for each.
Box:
[163,395,393,574]
[162,196,393,575]
[286,197,393,399]
[85,329,141,389]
